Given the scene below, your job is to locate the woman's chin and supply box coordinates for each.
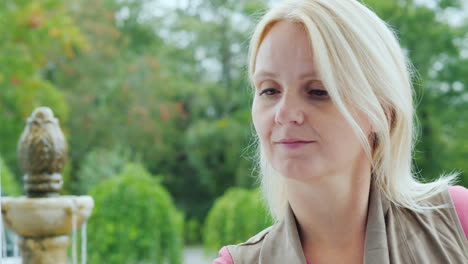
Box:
[275,164,326,182]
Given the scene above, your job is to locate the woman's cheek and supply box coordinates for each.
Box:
[255,117,270,142]
[252,101,268,132]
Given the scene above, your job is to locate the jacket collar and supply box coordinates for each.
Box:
[259,182,391,264]
[362,182,390,264]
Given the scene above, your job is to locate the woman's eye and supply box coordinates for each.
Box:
[259,88,279,96]
[309,89,329,98]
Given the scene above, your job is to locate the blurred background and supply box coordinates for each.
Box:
[1,0,467,263]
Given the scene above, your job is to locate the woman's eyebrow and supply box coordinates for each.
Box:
[253,71,320,81]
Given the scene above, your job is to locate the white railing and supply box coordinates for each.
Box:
[3,257,22,264]
[1,164,22,264]
[1,219,22,263]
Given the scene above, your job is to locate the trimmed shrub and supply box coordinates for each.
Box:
[203,187,273,253]
[87,163,183,264]
[72,145,137,195]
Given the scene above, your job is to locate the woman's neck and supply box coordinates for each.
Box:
[285,165,371,263]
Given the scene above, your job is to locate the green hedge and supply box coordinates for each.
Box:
[71,146,137,195]
[203,187,273,253]
[87,163,183,264]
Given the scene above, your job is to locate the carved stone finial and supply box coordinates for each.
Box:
[17,107,68,197]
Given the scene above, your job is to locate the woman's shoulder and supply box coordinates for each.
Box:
[448,185,468,239]
[417,185,468,239]
[211,225,276,264]
[235,225,276,246]
[212,246,234,264]
[449,185,468,204]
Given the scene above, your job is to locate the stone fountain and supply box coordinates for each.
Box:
[1,107,94,264]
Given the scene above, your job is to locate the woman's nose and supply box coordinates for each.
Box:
[274,94,305,125]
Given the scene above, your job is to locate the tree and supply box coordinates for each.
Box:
[0,0,85,180]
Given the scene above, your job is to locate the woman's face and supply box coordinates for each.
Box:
[252,21,371,182]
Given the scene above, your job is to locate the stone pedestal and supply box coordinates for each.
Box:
[1,107,94,264]
[2,196,93,264]
[19,236,69,264]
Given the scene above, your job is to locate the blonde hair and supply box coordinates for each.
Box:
[248,0,457,221]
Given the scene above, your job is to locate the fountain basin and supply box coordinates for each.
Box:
[1,195,94,237]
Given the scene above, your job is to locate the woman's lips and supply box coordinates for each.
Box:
[275,141,315,149]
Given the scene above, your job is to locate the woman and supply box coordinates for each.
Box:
[213,0,468,263]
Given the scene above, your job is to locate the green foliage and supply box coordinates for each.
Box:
[0,155,21,196]
[46,0,265,221]
[71,145,139,195]
[87,163,183,264]
[363,0,468,185]
[203,187,273,253]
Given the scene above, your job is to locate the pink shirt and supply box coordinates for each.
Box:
[212,186,468,264]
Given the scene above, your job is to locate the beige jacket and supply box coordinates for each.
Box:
[227,185,468,263]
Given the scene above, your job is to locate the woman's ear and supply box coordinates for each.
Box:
[385,107,396,133]
[371,132,378,151]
